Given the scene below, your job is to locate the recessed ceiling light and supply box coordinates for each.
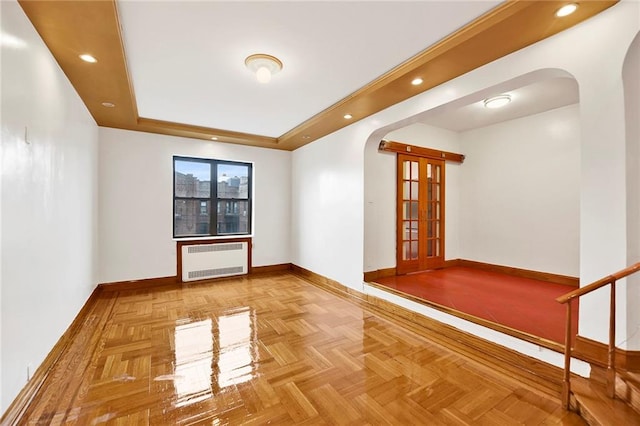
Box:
[211,137,218,141]
[101,102,115,108]
[556,3,578,17]
[483,95,511,109]
[344,114,353,119]
[245,54,283,84]
[411,78,423,86]
[302,135,311,139]
[79,54,97,63]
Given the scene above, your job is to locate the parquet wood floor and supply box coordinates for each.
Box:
[16,272,585,425]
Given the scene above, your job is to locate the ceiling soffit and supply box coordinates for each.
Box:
[18,1,617,151]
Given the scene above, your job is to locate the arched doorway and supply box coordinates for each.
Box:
[363,69,581,347]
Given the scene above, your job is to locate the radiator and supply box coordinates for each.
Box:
[181,241,248,282]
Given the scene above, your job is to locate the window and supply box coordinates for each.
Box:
[173,156,252,237]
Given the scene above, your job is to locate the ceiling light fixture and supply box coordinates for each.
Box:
[211,137,218,141]
[411,78,423,86]
[101,102,115,108]
[245,54,282,84]
[555,3,578,17]
[344,114,353,119]
[483,95,511,109]
[79,54,97,63]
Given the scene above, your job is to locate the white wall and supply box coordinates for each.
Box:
[363,123,461,272]
[98,128,291,283]
[0,5,4,407]
[458,104,580,276]
[1,0,99,411]
[292,123,371,289]
[292,1,639,352]
[575,15,637,347]
[363,105,580,278]
[0,1,5,408]
[623,32,640,348]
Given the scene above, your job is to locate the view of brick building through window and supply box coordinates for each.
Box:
[174,159,250,236]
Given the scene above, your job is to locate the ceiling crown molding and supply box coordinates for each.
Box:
[18,0,617,151]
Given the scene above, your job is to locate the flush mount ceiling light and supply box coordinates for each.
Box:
[343,114,353,119]
[79,54,97,63]
[483,94,511,109]
[245,54,282,84]
[411,78,423,86]
[556,3,578,17]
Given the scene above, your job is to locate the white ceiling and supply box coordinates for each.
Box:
[117,1,502,137]
[419,77,580,132]
[118,1,579,139]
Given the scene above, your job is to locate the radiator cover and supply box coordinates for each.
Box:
[181,241,248,281]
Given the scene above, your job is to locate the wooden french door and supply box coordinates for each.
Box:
[397,154,445,274]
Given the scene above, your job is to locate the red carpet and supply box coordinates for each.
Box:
[374,266,578,345]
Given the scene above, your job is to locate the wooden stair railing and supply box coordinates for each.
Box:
[556,262,640,409]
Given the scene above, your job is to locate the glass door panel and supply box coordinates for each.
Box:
[397,154,445,273]
[400,157,420,263]
[422,159,444,268]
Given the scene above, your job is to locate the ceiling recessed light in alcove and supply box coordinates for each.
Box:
[411,78,423,86]
[556,3,578,18]
[101,102,115,108]
[344,114,353,119]
[483,95,511,109]
[79,54,97,63]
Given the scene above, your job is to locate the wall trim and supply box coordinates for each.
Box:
[363,267,397,282]
[362,259,572,351]
[99,263,292,293]
[364,259,578,287]
[17,1,616,150]
[251,263,292,274]
[456,259,579,287]
[2,266,572,421]
[365,280,564,353]
[292,264,565,398]
[99,275,179,292]
[442,259,461,268]
[574,335,640,372]
[292,264,366,301]
[1,262,293,422]
[0,285,106,425]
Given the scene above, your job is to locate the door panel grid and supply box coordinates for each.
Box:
[397,154,445,274]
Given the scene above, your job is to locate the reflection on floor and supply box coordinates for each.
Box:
[373,266,578,345]
[10,272,584,424]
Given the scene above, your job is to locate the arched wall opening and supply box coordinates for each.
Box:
[364,69,581,280]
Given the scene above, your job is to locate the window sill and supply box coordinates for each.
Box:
[173,234,253,242]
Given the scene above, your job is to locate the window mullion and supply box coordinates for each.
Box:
[174,156,252,238]
[211,161,217,236]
